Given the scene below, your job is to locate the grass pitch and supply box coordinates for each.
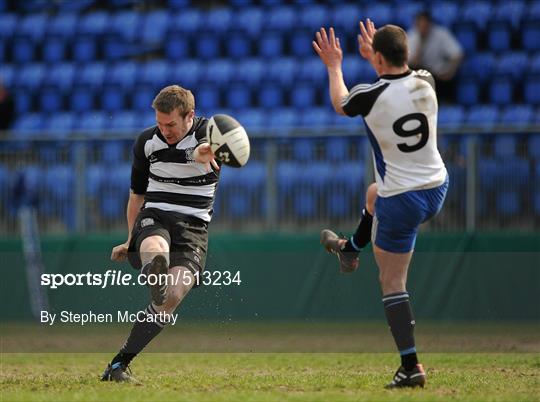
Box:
[1,322,539,402]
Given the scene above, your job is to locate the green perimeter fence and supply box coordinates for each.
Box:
[0,232,539,321]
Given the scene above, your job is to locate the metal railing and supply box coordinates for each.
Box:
[0,127,538,235]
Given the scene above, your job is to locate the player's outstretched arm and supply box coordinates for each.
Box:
[111,190,145,262]
[194,143,220,172]
[313,27,348,115]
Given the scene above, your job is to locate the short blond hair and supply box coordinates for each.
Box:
[152,85,195,116]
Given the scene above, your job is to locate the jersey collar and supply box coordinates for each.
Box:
[379,69,412,80]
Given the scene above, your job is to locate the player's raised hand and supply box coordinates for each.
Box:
[194,143,220,171]
[111,242,128,262]
[358,18,376,61]
[313,27,343,69]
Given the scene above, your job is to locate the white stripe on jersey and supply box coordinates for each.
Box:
[146,179,217,197]
[144,202,212,222]
[151,161,209,178]
[342,81,388,106]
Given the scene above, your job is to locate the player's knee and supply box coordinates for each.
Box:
[140,235,169,253]
[366,183,378,215]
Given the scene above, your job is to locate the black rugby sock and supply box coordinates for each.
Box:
[111,304,167,367]
[382,292,418,371]
[342,208,373,252]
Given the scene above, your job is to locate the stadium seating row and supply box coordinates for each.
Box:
[11,106,540,136]
[2,157,539,225]
[2,19,539,63]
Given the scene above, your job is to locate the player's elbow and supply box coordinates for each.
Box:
[334,105,347,116]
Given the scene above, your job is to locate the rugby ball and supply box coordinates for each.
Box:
[206,114,250,167]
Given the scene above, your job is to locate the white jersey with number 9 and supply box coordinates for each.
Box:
[341,69,447,197]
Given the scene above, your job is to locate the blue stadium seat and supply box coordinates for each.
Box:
[71,87,95,112]
[197,86,220,109]
[138,60,168,87]
[236,7,264,36]
[326,191,352,219]
[14,64,45,90]
[0,14,17,40]
[268,6,295,30]
[298,58,326,83]
[299,107,333,127]
[489,76,513,105]
[100,164,130,219]
[205,8,232,34]
[524,75,540,105]
[109,11,140,41]
[12,37,35,63]
[298,4,328,30]
[325,137,349,162]
[522,21,540,51]
[234,109,264,131]
[364,3,392,26]
[110,111,138,131]
[101,140,126,164]
[456,78,480,106]
[395,1,423,30]
[13,113,44,132]
[39,88,64,113]
[258,86,284,109]
[461,1,493,30]
[291,84,317,108]
[497,191,520,216]
[487,21,512,52]
[293,139,316,162]
[45,112,76,137]
[170,60,201,88]
[462,52,495,82]
[226,33,252,58]
[167,0,191,8]
[529,135,540,159]
[48,63,75,90]
[478,158,498,191]
[453,21,477,53]
[293,192,318,219]
[342,58,364,85]
[72,36,98,63]
[132,86,156,111]
[168,9,202,34]
[86,164,105,198]
[466,105,499,128]
[236,59,265,87]
[493,135,517,158]
[103,36,129,61]
[495,52,529,81]
[228,85,251,109]
[267,58,297,85]
[78,11,109,36]
[494,1,525,29]
[196,34,221,59]
[529,54,540,75]
[258,31,283,58]
[108,62,138,89]
[165,37,190,60]
[47,13,78,37]
[534,189,540,215]
[14,90,33,114]
[45,164,74,200]
[79,62,106,89]
[331,162,364,194]
[77,111,108,133]
[18,13,48,41]
[0,64,14,87]
[140,10,169,45]
[42,37,67,63]
[290,30,313,57]
[438,105,465,128]
[331,4,361,34]
[269,108,297,128]
[101,86,126,112]
[203,60,233,87]
[499,157,530,189]
[500,105,534,127]
[430,2,459,27]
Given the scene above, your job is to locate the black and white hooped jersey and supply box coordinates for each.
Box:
[342,69,447,197]
[130,116,219,222]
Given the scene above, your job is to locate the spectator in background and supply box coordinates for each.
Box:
[408,11,463,103]
[0,80,15,131]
